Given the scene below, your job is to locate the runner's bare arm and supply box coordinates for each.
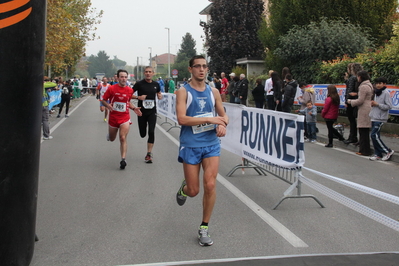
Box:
[176,87,227,127]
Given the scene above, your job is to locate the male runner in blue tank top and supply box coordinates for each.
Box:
[175,55,229,246]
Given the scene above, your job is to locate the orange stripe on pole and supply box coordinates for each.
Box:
[0,0,30,13]
[0,7,32,29]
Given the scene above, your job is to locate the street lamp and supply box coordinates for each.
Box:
[148,47,152,67]
[165,27,170,78]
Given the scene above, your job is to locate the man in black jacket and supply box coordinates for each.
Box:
[237,74,249,106]
[282,74,297,113]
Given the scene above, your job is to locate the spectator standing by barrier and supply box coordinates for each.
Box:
[297,82,315,139]
[271,71,283,111]
[252,78,265,108]
[369,77,394,161]
[322,85,345,147]
[281,74,297,113]
[344,63,363,144]
[164,78,169,93]
[265,70,274,110]
[220,72,229,102]
[347,70,373,156]
[213,76,221,94]
[281,67,290,87]
[157,77,165,92]
[91,77,98,96]
[297,101,318,142]
[227,73,236,103]
[57,80,72,118]
[169,78,175,94]
[82,77,88,94]
[72,77,79,99]
[42,77,57,140]
[237,74,248,106]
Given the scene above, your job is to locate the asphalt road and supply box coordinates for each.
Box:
[31,96,399,266]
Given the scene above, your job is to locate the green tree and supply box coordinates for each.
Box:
[201,0,265,74]
[274,18,373,82]
[178,33,197,59]
[172,33,198,80]
[265,0,397,48]
[87,51,116,77]
[112,56,127,69]
[46,0,103,76]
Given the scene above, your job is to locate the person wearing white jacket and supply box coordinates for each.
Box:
[369,77,394,161]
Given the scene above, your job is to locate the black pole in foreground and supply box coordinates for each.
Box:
[0,1,47,265]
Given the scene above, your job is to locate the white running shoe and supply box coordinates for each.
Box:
[382,150,394,161]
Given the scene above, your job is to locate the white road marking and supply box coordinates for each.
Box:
[156,124,308,248]
[41,97,91,143]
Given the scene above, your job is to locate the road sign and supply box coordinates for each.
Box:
[172,69,178,75]
[172,75,178,79]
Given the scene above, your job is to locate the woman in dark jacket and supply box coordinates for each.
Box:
[252,79,265,108]
[271,71,282,111]
[57,80,73,118]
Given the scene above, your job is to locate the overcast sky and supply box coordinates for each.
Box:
[85,0,211,66]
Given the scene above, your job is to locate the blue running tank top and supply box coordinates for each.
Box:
[179,83,220,148]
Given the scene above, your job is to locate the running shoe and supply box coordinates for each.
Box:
[43,136,53,140]
[382,150,394,161]
[369,155,381,161]
[176,180,187,206]
[120,159,127,170]
[198,226,213,246]
[65,114,69,118]
[57,114,60,118]
[145,152,153,163]
[310,139,317,143]
[106,134,110,141]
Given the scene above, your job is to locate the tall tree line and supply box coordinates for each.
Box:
[201,0,265,74]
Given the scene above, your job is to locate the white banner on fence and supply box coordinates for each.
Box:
[157,93,178,123]
[222,105,305,170]
[157,94,305,169]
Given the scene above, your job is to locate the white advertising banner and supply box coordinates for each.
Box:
[223,104,305,170]
[157,93,178,123]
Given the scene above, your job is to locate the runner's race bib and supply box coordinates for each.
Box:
[192,112,215,134]
[113,101,127,112]
[143,100,155,109]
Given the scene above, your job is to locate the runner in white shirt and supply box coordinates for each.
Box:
[98,77,111,122]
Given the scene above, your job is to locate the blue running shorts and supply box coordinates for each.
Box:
[178,143,220,165]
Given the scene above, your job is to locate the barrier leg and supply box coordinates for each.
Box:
[227,159,268,177]
[272,177,325,209]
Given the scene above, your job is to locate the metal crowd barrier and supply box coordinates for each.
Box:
[227,160,325,210]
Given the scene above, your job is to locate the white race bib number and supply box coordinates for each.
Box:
[113,101,127,112]
[143,100,155,109]
[192,112,214,134]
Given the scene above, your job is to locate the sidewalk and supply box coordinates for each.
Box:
[315,121,399,163]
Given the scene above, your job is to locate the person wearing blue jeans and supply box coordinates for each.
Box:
[369,77,394,161]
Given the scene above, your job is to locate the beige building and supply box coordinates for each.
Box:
[150,53,176,77]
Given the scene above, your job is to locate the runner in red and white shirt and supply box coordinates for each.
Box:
[97,77,111,122]
[220,72,229,102]
[101,69,142,170]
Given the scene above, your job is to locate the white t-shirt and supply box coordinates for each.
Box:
[265,77,273,96]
